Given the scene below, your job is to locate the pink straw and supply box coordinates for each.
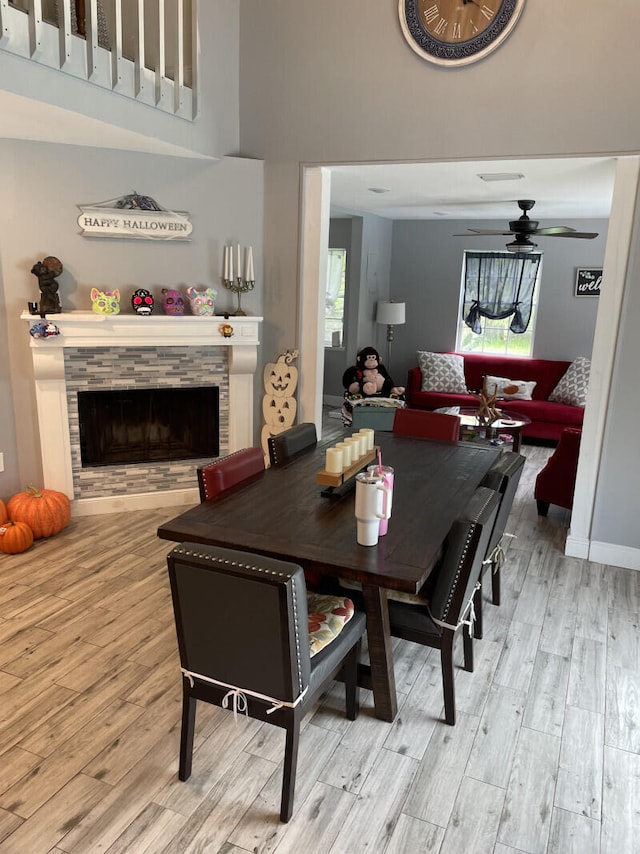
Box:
[377,450,382,474]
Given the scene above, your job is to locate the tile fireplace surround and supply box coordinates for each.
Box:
[21,312,262,516]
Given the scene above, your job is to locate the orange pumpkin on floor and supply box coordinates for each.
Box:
[0,520,34,554]
[0,499,6,522]
[7,486,71,539]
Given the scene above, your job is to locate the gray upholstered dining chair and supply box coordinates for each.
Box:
[166,543,366,822]
[332,485,500,726]
[473,451,525,639]
[383,485,500,725]
[268,422,318,467]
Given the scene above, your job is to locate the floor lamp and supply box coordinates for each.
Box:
[376,301,406,370]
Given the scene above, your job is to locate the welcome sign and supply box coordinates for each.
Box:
[77,193,192,241]
[575,268,602,297]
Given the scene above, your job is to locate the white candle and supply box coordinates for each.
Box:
[247,246,254,281]
[358,428,374,451]
[336,441,352,467]
[325,447,343,474]
[355,433,368,457]
[228,245,234,280]
[223,246,229,280]
[237,243,241,280]
[345,436,361,459]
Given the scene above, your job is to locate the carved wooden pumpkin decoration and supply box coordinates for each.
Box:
[263,355,299,398]
[7,486,71,539]
[261,349,300,465]
[0,520,34,554]
[262,394,297,428]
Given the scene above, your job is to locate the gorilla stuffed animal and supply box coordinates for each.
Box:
[342,347,405,398]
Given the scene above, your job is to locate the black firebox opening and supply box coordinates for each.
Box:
[77,386,220,467]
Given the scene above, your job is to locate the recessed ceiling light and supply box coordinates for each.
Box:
[477,172,525,182]
[368,187,390,194]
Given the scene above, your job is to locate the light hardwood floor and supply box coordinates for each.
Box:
[1,432,639,853]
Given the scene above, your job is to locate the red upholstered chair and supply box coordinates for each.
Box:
[393,408,461,442]
[534,428,582,516]
[197,447,265,502]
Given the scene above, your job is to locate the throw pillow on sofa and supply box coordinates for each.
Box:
[417,351,467,393]
[548,357,591,407]
[483,375,537,401]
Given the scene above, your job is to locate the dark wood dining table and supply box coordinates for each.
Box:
[157,432,502,722]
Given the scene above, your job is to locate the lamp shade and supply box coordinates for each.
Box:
[376,301,406,326]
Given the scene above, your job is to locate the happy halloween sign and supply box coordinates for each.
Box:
[77,192,192,241]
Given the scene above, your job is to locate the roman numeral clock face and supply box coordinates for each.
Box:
[399,0,525,66]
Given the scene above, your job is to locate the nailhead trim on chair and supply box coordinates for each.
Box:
[440,526,475,623]
[175,546,293,578]
[200,449,260,501]
[440,486,496,622]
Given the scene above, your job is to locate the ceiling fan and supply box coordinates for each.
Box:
[455,199,599,252]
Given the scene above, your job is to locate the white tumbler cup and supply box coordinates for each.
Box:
[367,465,394,536]
[355,472,391,546]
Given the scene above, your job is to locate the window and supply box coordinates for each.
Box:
[324,248,347,347]
[456,250,542,357]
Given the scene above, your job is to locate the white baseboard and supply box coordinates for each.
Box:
[72,487,199,516]
[588,540,640,571]
[565,532,590,559]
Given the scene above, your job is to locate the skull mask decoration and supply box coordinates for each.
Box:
[161,288,185,316]
[132,288,154,316]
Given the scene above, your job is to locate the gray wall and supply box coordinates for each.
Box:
[0,141,262,496]
[388,217,607,386]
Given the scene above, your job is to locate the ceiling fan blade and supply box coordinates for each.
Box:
[458,229,515,236]
[543,231,599,239]
[533,226,576,235]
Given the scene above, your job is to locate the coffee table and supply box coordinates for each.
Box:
[456,407,531,452]
[436,406,531,453]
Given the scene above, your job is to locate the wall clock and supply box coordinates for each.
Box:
[398,0,526,67]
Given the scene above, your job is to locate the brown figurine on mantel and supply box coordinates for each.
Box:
[31,256,63,317]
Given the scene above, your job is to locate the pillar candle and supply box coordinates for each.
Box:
[345,436,361,459]
[358,428,375,451]
[325,447,343,474]
[355,433,368,457]
[336,441,352,467]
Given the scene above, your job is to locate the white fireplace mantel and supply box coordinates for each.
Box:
[21,312,262,514]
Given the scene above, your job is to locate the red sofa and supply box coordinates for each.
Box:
[406,352,584,443]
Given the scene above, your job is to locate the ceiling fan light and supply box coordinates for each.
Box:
[506,239,536,253]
